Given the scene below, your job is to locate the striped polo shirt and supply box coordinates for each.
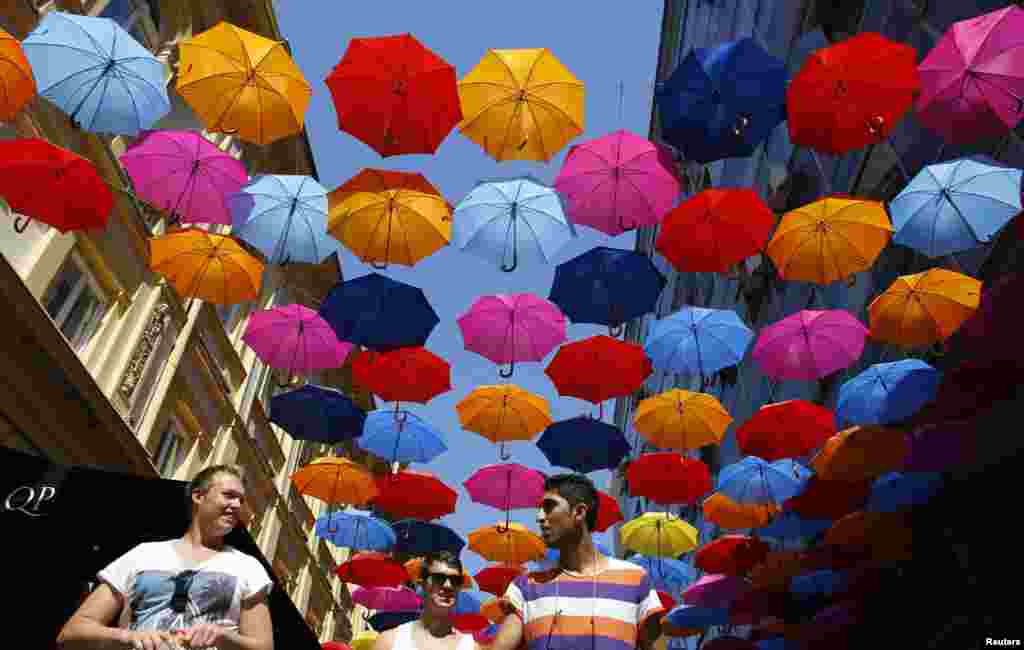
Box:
[504,557,665,650]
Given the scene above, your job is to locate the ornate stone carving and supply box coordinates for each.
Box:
[120,303,171,400]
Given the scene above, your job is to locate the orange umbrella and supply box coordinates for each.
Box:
[747,551,804,590]
[825,510,913,564]
[868,268,981,347]
[812,425,909,481]
[0,28,35,121]
[702,493,779,530]
[148,228,264,306]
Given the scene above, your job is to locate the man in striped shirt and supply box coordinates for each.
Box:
[488,474,665,650]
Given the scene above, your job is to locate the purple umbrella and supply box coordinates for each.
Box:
[119,129,248,225]
[464,463,545,528]
[456,293,567,377]
[351,586,422,612]
[554,129,681,236]
[751,310,868,381]
[242,304,354,378]
[681,574,751,609]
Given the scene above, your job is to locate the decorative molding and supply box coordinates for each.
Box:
[120,303,171,401]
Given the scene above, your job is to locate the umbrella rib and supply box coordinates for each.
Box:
[523,99,550,160]
[519,92,585,130]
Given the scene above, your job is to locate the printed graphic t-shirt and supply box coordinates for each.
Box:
[98,540,273,644]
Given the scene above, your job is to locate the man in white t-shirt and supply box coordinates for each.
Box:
[57,465,274,650]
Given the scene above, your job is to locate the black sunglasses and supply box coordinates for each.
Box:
[171,570,198,613]
[424,572,464,589]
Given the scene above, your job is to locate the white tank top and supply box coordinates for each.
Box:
[394,622,475,650]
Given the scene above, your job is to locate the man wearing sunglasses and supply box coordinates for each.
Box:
[57,465,274,650]
[373,550,474,650]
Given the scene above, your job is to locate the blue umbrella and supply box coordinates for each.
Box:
[790,570,846,600]
[626,555,696,593]
[656,38,787,164]
[756,511,832,540]
[534,539,612,570]
[836,359,941,426]
[22,11,169,134]
[392,519,466,556]
[644,307,754,381]
[452,176,576,272]
[367,611,420,632]
[889,157,1023,257]
[663,604,729,629]
[536,417,631,473]
[454,590,484,615]
[357,410,447,466]
[866,472,944,513]
[319,273,439,351]
[548,247,666,335]
[314,510,396,552]
[269,384,366,444]
[228,175,336,265]
[716,457,812,505]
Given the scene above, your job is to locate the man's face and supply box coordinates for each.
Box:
[193,474,245,535]
[422,561,461,610]
[536,490,583,548]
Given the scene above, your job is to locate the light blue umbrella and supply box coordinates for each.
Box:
[716,457,812,505]
[452,176,576,272]
[866,471,944,513]
[22,11,169,134]
[314,510,396,551]
[644,307,754,381]
[836,359,941,426]
[889,157,1022,257]
[228,175,336,265]
[357,410,447,466]
[626,555,696,593]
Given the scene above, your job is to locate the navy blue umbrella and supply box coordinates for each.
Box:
[548,247,666,336]
[269,384,367,444]
[366,611,421,632]
[537,417,631,474]
[392,519,466,556]
[656,38,787,164]
[319,273,439,351]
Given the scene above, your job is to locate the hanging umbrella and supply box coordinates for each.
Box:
[867,269,981,347]
[682,574,751,609]
[536,417,631,474]
[824,510,913,564]
[314,510,395,552]
[620,512,699,557]
[393,519,466,556]
[735,401,836,461]
[473,565,524,597]
[747,551,805,592]
[554,130,680,235]
[290,456,379,507]
[453,177,575,273]
[625,555,696,594]
[464,463,546,523]
[148,228,263,306]
[351,347,451,405]
[352,586,422,612]
[544,336,652,408]
[242,305,353,377]
[756,511,832,541]
[866,471,943,513]
[177,22,311,145]
[0,28,34,122]
[633,389,732,451]
[357,410,447,468]
[269,384,367,444]
[371,470,457,521]
[766,198,893,285]
[655,38,787,164]
[366,611,420,633]
[695,535,770,576]
[330,169,445,204]
[228,175,336,265]
[656,189,776,274]
[786,32,919,155]
[336,552,408,588]
[404,557,474,589]
[626,453,713,505]
[888,158,1023,257]
[751,310,869,381]
[662,605,730,634]
[326,33,462,156]
[22,11,169,134]
[468,522,546,564]
[914,6,1024,143]
[716,457,812,505]
[811,426,910,482]
[836,360,941,426]
[790,570,847,601]
[644,307,754,381]
[456,385,552,460]
[594,489,624,533]
[702,493,779,531]
[0,138,112,233]
[548,246,666,335]
[319,273,440,352]
[457,294,566,377]
[457,48,584,161]
[783,476,872,521]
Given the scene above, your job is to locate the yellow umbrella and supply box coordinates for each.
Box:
[148,227,263,305]
[468,522,546,564]
[457,48,584,162]
[868,268,981,347]
[328,188,451,268]
[619,512,699,557]
[811,426,909,482]
[289,456,379,507]
[456,385,551,460]
[351,631,378,650]
[702,493,779,530]
[633,389,732,450]
[177,22,311,145]
[766,197,893,285]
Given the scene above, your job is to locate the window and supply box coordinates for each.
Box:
[153,418,188,478]
[42,253,108,352]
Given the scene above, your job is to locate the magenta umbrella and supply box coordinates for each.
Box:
[681,574,751,609]
[751,309,868,381]
[242,304,353,381]
[119,129,248,225]
[351,586,422,612]
[554,129,681,236]
[464,463,545,528]
[456,293,567,377]
[914,5,1024,144]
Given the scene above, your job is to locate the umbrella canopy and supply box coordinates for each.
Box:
[457,48,584,162]
[148,228,263,305]
[702,493,779,530]
[626,453,713,505]
[751,310,869,381]
[695,535,770,576]
[790,570,847,600]
[120,130,248,227]
[747,551,805,591]
[889,158,1023,257]
[655,38,787,164]
[371,470,457,521]
[468,522,546,564]
[682,574,751,609]
[836,360,941,426]
[229,175,335,265]
[620,512,699,557]
[352,586,422,612]
[457,385,551,458]
[314,510,395,552]
[633,389,732,451]
[473,565,524,597]
[330,169,444,204]
[824,510,913,563]
[545,335,652,404]
[337,552,408,588]
[625,555,696,594]
[393,520,466,556]
[325,33,461,156]
[812,426,910,482]
[644,306,754,378]
[452,177,575,272]
[357,410,447,466]
[783,476,872,521]
[457,294,567,376]
[269,384,367,444]
[867,269,981,347]
[177,22,311,145]
[555,130,680,235]
[766,197,893,285]
[656,189,776,273]
[0,28,35,121]
[22,11,169,134]
[319,273,439,352]
[464,463,545,511]
[716,457,812,505]
[662,605,730,633]
[735,400,836,461]
[243,305,353,374]
[351,347,451,405]
[290,457,379,507]
[593,489,624,533]
[757,511,832,540]
[866,471,943,513]
[366,611,420,633]
[536,417,631,474]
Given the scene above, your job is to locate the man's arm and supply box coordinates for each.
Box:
[185,591,273,650]
[57,582,167,650]
[482,610,523,650]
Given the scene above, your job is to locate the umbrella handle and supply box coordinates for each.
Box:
[501,215,518,272]
[499,362,515,378]
[362,611,373,623]
[500,250,518,272]
[616,212,635,233]
[371,260,389,270]
[12,215,31,233]
[498,442,512,461]
[609,323,624,337]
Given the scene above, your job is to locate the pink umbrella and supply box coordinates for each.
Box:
[751,310,868,381]
[464,463,545,528]
[555,129,681,236]
[242,304,354,379]
[914,6,1024,144]
[119,129,248,225]
[457,293,567,377]
[682,574,751,609]
[351,586,422,612]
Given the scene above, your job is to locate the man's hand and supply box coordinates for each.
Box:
[178,623,230,649]
[122,629,178,650]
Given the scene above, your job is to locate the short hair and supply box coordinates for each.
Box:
[421,550,462,581]
[189,465,244,499]
[544,473,598,532]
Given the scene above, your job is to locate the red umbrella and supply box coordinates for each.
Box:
[626,453,712,505]
[452,613,490,633]
[655,189,775,273]
[735,400,836,461]
[372,469,457,520]
[325,34,462,156]
[336,551,408,587]
[695,535,770,576]
[783,476,871,520]
[593,489,623,533]
[786,32,920,155]
[351,347,452,404]
[0,138,113,233]
[474,564,524,597]
[322,643,351,650]
[545,335,652,407]
[656,591,676,611]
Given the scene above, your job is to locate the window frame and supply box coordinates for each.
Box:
[42,251,110,353]
[153,415,189,478]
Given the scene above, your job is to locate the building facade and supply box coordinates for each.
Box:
[0,0,386,644]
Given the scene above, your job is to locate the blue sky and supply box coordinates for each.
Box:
[277,4,665,574]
